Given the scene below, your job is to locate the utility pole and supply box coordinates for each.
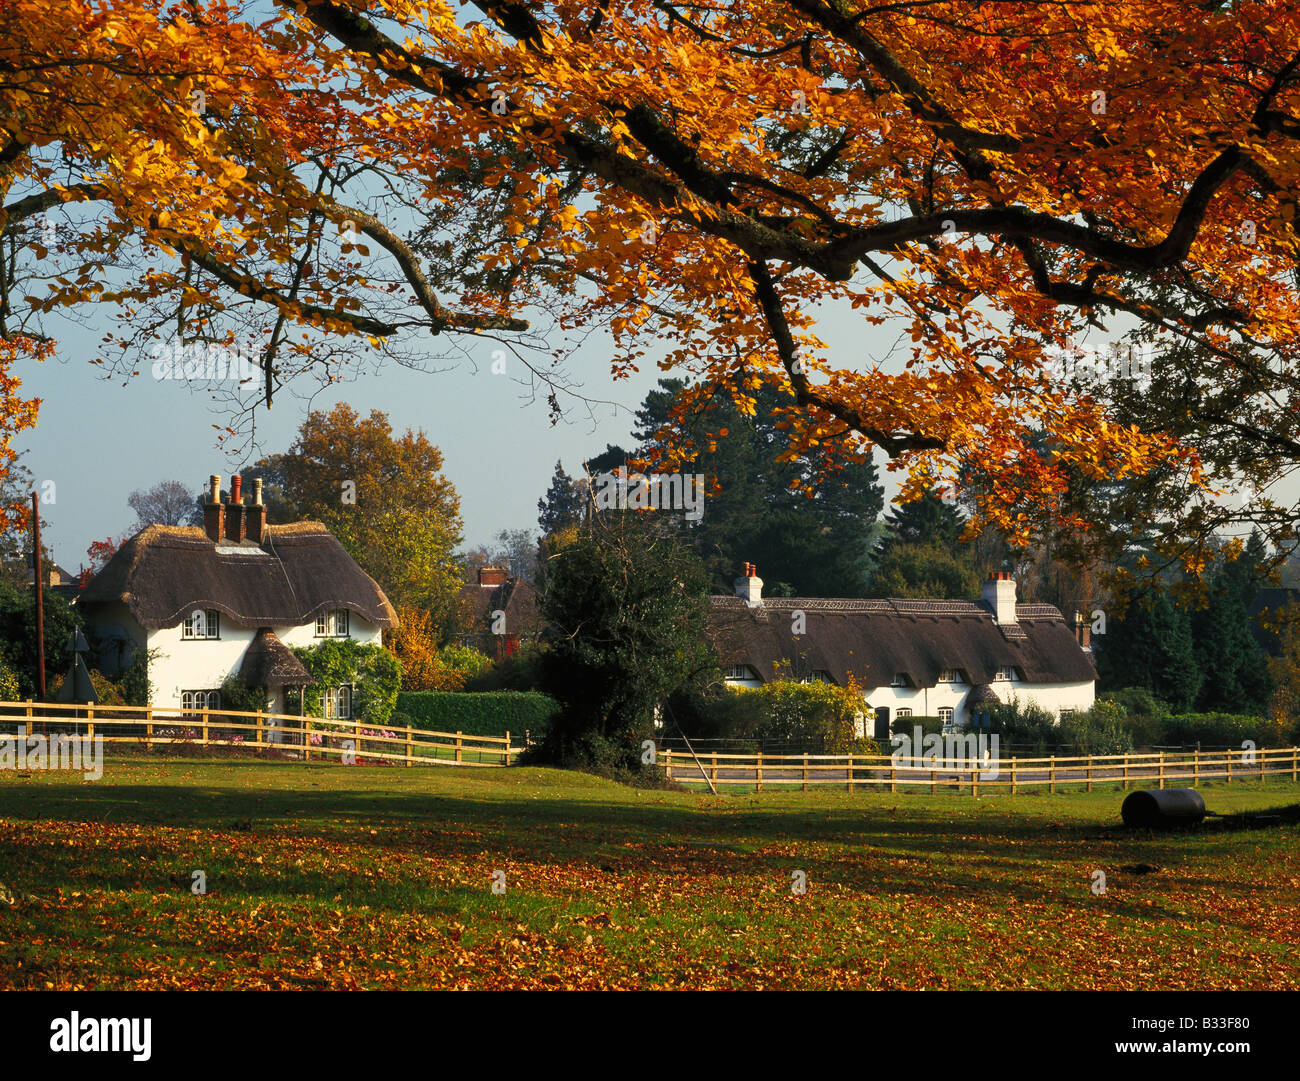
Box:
[31,491,45,701]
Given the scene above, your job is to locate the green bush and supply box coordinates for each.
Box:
[984,697,1061,753]
[1100,687,1171,748]
[395,690,559,739]
[1060,701,1135,756]
[889,714,944,736]
[1162,712,1282,747]
[683,681,870,753]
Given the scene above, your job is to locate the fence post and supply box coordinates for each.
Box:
[146,705,154,752]
[1049,755,1056,795]
[664,748,673,781]
[1193,748,1199,786]
[802,753,809,792]
[756,751,763,793]
[201,708,209,747]
[23,700,32,740]
[1226,750,1232,784]
[1158,751,1166,790]
[86,703,95,745]
[1011,757,1017,796]
[1086,755,1093,793]
[502,730,509,768]
[972,763,979,798]
[1260,747,1266,782]
[304,717,312,762]
[1293,746,1298,783]
[1122,753,1129,791]
[454,731,463,764]
[255,710,263,751]
[890,762,897,794]
[846,752,853,792]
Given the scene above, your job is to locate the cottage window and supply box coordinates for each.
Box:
[1060,708,1076,721]
[181,689,221,716]
[802,670,834,684]
[181,609,220,640]
[994,666,1019,682]
[937,669,963,684]
[724,664,756,681]
[890,673,908,687]
[324,684,352,720]
[316,610,350,637]
[938,706,955,726]
[895,708,912,719]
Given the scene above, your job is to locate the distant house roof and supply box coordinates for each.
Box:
[1248,587,1300,657]
[239,628,313,687]
[77,522,397,631]
[458,571,541,639]
[707,596,1096,689]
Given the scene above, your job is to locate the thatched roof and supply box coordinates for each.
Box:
[707,596,1096,689]
[239,628,313,687]
[78,522,397,630]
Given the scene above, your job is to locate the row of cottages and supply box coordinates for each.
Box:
[707,565,1097,738]
[78,474,397,717]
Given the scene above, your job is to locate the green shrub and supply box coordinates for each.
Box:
[1162,712,1282,747]
[1060,700,1135,756]
[1100,687,1170,748]
[889,714,944,736]
[0,655,20,700]
[219,675,271,715]
[395,690,559,739]
[984,697,1061,752]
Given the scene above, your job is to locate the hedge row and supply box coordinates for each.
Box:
[394,691,559,739]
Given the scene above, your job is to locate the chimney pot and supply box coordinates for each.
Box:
[735,562,763,607]
[230,474,243,506]
[253,477,264,506]
[208,474,221,505]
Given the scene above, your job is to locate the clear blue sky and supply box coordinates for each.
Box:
[14,300,910,571]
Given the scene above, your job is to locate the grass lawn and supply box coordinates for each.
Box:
[0,755,1297,989]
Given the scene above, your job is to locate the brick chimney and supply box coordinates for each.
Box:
[246,477,267,543]
[1072,610,1093,651]
[982,571,1017,625]
[203,474,225,543]
[478,565,509,587]
[225,473,246,543]
[735,561,763,608]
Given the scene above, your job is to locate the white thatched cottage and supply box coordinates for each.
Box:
[708,565,1096,737]
[77,474,397,718]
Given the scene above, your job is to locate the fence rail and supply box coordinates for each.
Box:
[0,700,521,767]
[661,746,1300,793]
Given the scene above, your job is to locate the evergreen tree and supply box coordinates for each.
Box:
[1095,591,1202,712]
[537,461,586,537]
[1189,537,1274,713]
[866,490,977,598]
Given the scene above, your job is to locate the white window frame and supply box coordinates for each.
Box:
[724,664,756,681]
[890,673,907,687]
[324,684,353,720]
[938,706,955,726]
[181,689,220,716]
[316,609,350,638]
[802,670,834,684]
[181,610,220,640]
[994,666,1019,682]
[937,668,962,684]
[895,707,912,719]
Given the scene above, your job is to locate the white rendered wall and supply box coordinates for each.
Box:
[142,614,382,710]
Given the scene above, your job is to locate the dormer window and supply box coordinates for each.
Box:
[994,666,1019,682]
[937,668,963,684]
[802,670,834,684]
[316,609,350,637]
[725,664,756,681]
[890,673,908,687]
[181,610,220,640]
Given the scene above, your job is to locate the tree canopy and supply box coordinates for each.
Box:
[6,2,1300,560]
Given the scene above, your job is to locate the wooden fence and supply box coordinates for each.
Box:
[661,746,1300,794]
[0,700,521,767]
